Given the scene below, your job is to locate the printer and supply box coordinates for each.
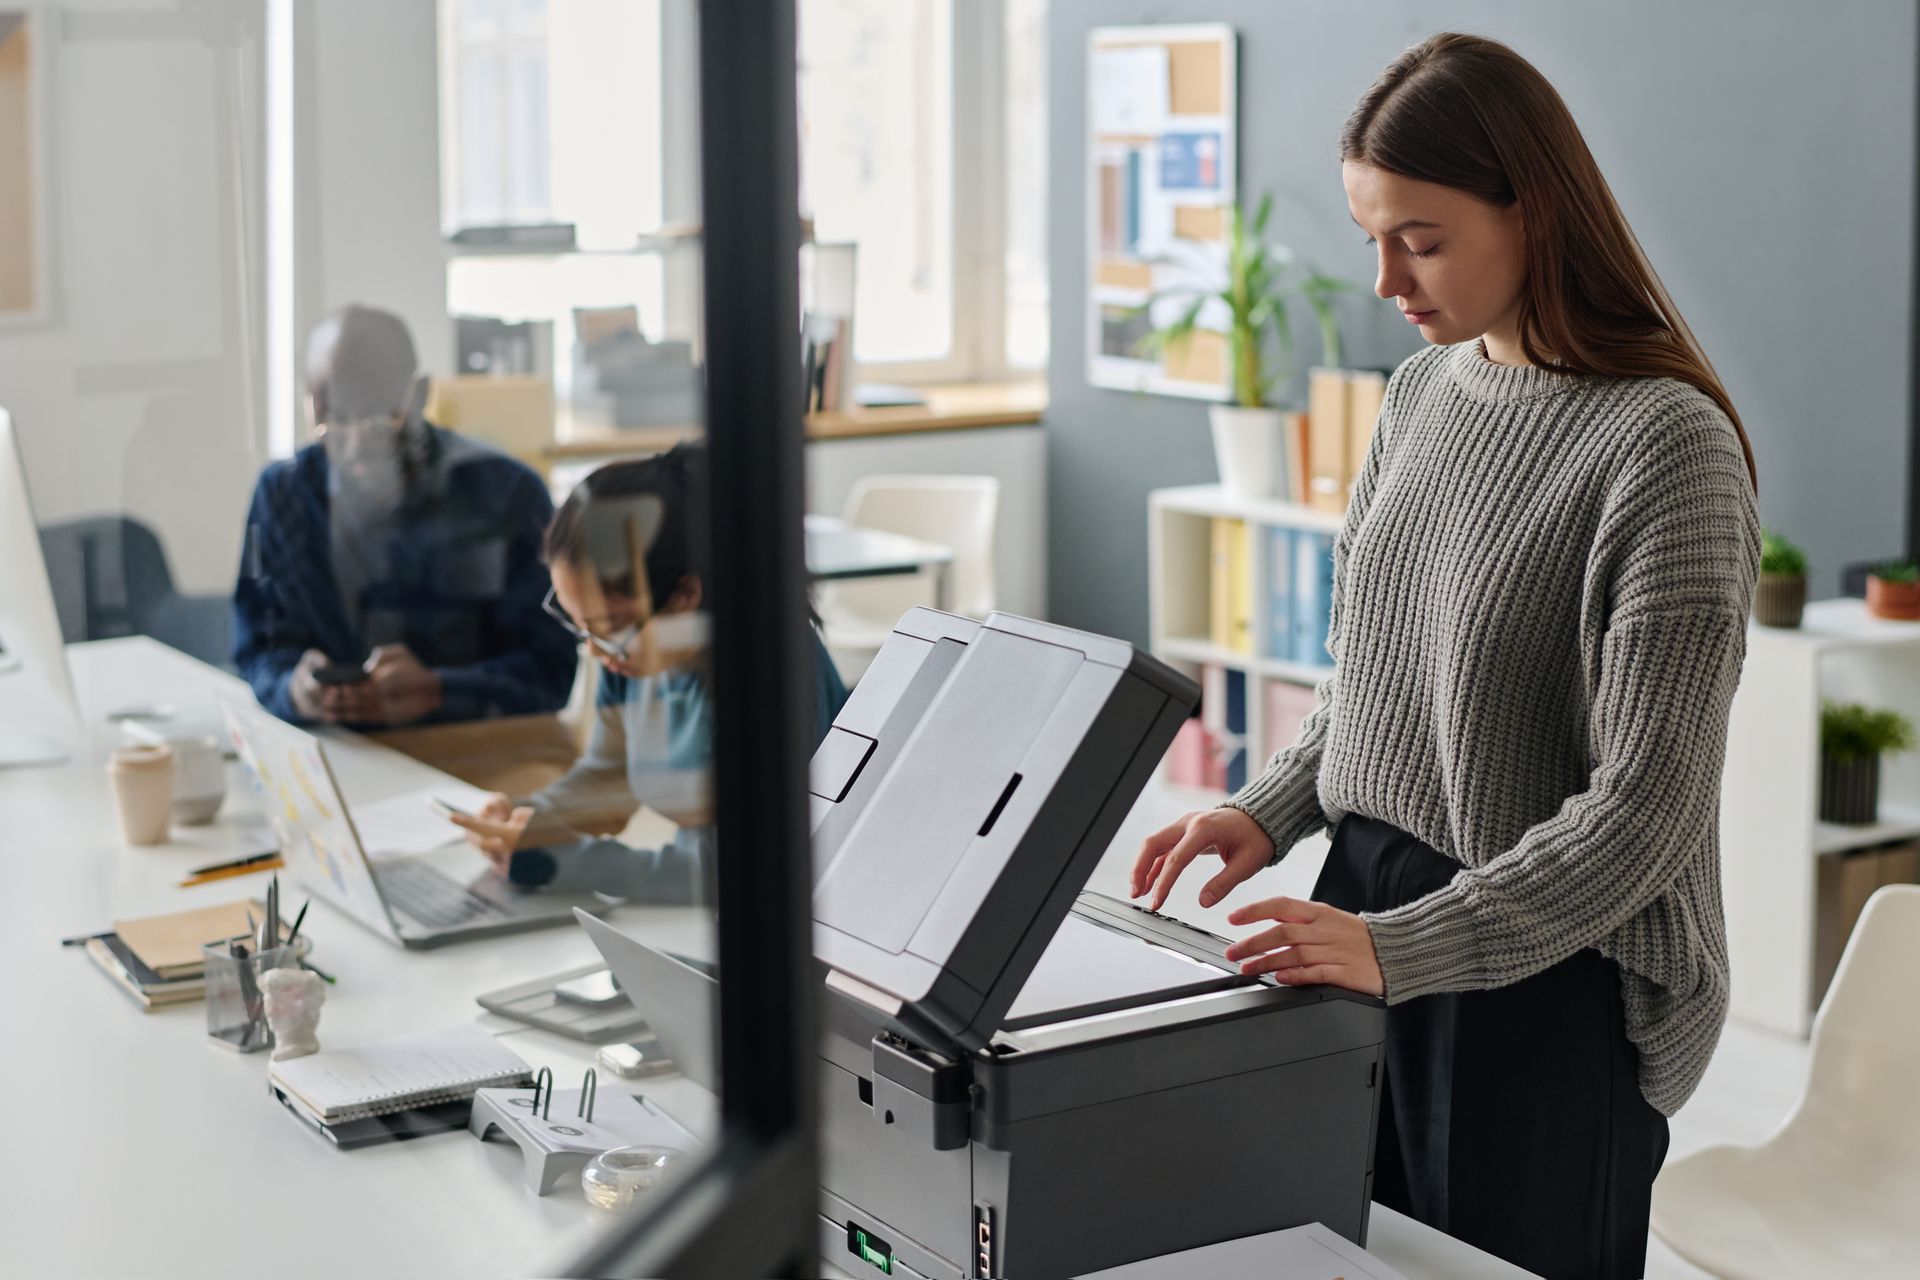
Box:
[585,608,1386,1279]
[810,609,1386,1279]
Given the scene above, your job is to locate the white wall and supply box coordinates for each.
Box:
[291,0,450,434]
[0,0,453,598]
[0,0,268,595]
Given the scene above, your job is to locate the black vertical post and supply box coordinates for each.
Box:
[697,0,818,1263]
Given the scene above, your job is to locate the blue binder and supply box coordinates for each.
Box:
[1224,668,1248,792]
[1291,531,1336,667]
[1265,525,1294,660]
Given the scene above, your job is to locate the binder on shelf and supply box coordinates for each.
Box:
[1228,521,1252,655]
[1344,370,1388,505]
[1263,679,1318,765]
[1208,518,1252,654]
[1285,411,1312,505]
[1200,663,1249,794]
[1291,530,1336,667]
[1306,368,1350,515]
[1265,524,1295,660]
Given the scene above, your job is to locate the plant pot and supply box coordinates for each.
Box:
[1753,573,1807,627]
[1819,751,1881,825]
[1209,404,1285,500]
[1866,575,1920,620]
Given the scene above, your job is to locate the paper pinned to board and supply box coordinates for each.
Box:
[1075,1221,1409,1280]
[1092,44,1170,135]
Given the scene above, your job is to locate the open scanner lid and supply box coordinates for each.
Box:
[809,608,1198,1053]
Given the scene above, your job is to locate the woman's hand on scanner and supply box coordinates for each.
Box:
[450,792,534,871]
[1129,807,1275,912]
[1224,896,1385,998]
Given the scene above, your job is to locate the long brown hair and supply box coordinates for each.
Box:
[1341,32,1758,493]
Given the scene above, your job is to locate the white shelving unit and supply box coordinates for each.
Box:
[1147,484,1341,794]
[1723,596,1920,1035]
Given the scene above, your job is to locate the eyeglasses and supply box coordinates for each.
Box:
[542,586,642,663]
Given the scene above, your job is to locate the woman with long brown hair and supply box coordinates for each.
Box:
[1131,32,1760,1279]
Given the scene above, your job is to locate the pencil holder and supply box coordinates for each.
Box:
[203,938,304,1053]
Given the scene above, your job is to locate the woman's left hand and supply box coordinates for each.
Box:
[1223,896,1386,998]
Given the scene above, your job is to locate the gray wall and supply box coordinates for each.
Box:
[1047,0,1917,645]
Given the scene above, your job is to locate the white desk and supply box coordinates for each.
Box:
[2,638,1531,1279]
[804,513,955,611]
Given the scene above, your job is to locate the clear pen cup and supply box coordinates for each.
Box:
[202,937,307,1053]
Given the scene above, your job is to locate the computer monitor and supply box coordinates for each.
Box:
[0,408,81,766]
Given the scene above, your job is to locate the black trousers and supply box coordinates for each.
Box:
[1314,812,1670,1280]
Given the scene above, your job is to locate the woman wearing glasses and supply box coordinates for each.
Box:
[449,444,850,902]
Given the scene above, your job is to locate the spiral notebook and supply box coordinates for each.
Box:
[267,1024,534,1124]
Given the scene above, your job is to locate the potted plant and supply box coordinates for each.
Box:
[1133,194,1359,500]
[1819,699,1917,824]
[1866,558,1920,620]
[1754,528,1808,627]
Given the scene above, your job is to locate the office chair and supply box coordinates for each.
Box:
[817,474,999,683]
[36,516,234,670]
[1650,883,1920,1278]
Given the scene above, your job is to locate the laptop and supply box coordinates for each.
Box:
[221,695,606,949]
[576,909,719,1092]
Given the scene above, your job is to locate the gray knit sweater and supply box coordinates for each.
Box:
[1225,336,1761,1116]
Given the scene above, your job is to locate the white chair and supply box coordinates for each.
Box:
[1650,883,1920,1278]
[818,475,999,683]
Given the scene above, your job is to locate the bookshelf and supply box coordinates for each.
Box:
[1147,484,1341,797]
[1723,596,1920,1035]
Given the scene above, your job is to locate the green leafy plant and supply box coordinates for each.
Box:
[1759,529,1807,577]
[1821,700,1917,761]
[1871,558,1920,584]
[1131,193,1363,408]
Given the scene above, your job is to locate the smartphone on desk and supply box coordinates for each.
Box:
[555,968,624,1007]
[313,662,368,686]
[430,796,475,820]
[596,1032,674,1080]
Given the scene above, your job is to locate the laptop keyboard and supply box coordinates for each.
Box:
[375,859,513,929]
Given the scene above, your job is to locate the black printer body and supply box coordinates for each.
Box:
[809,609,1385,1279]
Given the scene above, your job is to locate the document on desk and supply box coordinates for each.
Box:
[350,783,495,860]
[1075,1222,1408,1280]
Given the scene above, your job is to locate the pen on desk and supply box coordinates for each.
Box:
[60,931,106,948]
[184,849,279,879]
[177,856,283,889]
[300,959,336,984]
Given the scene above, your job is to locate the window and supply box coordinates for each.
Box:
[1003,0,1049,371]
[437,1,677,395]
[797,0,1048,381]
[444,0,553,229]
[442,1,1046,385]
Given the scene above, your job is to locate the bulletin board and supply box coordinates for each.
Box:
[1086,24,1237,400]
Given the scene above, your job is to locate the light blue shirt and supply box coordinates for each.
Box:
[510,627,849,901]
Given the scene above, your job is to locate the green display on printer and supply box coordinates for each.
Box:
[847,1223,893,1273]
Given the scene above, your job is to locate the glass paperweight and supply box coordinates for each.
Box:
[581,1144,687,1210]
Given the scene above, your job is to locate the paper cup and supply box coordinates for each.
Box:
[108,744,175,846]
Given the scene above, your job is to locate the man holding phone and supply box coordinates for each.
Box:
[232,306,576,728]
